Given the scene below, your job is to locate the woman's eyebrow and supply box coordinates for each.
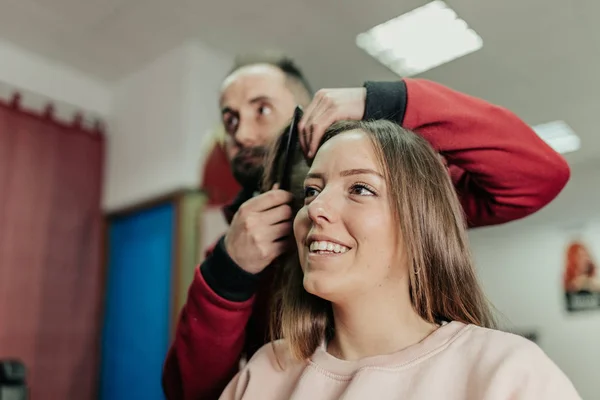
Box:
[305,169,383,180]
[305,172,324,181]
[339,168,384,178]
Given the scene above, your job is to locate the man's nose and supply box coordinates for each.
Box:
[234,121,258,148]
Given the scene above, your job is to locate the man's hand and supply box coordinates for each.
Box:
[224,188,294,274]
[298,88,366,158]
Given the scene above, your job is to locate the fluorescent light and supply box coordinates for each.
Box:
[356,1,483,76]
[532,121,581,154]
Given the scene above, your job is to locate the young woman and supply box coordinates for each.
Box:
[219,120,580,399]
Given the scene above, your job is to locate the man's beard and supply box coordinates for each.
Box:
[231,146,269,190]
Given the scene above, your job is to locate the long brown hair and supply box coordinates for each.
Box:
[263,120,495,361]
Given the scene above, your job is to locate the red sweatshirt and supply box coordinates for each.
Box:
[162,79,570,400]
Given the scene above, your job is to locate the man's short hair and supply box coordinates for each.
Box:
[228,52,313,100]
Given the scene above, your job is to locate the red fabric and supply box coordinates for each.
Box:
[401,79,569,227]
[163,269,255,400]
[201,143,241,206]
[0,98,105,399]
[163,78,570,400]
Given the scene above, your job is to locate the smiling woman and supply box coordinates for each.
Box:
[264,120,493,360]
[219,120,580,400]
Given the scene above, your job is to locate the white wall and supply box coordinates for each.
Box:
[0,39,111,117]
[104,42,231,210]
[180,43,233,189]
[0,38,232,210]
[468,161,600,400]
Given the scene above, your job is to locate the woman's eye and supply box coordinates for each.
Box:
[350,184,375,196]
[304,187,319,199]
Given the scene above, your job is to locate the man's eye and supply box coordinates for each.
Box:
[224,115,238,133]
[258,105,272,116]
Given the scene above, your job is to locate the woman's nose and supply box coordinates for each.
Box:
[307,192,337,225]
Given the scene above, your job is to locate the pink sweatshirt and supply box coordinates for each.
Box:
[219,321,580,400]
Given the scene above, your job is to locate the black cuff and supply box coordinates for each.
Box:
[200,236,261,302]
[363,81,408,125]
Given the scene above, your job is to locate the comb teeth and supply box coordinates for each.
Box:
[278,106,303,191]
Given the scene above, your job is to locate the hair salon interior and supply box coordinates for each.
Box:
[0,0,598,399]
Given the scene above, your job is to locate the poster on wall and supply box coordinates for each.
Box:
[564,240,600,312]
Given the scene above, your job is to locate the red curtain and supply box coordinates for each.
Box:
[0,95,105,399]
[201,143,240,206]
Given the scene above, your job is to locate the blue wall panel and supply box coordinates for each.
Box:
[100,203,174,400]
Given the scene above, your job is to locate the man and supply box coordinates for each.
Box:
[162,53,570,400]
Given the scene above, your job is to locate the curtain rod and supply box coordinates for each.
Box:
[0,79,106,131]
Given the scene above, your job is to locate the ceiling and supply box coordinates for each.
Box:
[0,0,598,166]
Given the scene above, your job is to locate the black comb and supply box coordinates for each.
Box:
[277,106,303,191]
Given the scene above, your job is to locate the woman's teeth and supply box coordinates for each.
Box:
[309,241,349,254]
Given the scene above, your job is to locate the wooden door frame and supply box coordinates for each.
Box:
[98,188,205,396]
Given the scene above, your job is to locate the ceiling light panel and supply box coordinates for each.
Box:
[532,121,581,155]
[356,1,483,76]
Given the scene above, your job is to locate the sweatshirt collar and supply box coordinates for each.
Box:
[309,321,468,377]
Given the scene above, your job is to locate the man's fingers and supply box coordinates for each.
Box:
[266,220,293,242]
[299,93,321,133]
[262,203,293,226]
[307,109,337,158]
[243,189,293,212]
[299,117,312,154]
[299,94,324,152]
[304,125,313,160]
[298,118,307,152]
[302,103,334,158]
